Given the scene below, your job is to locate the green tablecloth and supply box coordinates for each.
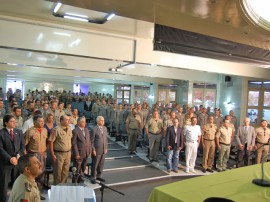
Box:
[148,163,270,202]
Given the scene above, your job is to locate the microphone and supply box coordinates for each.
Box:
[252,153,270,187]
[72,167,78,183]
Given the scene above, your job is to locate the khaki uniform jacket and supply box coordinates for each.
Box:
[145,117,163,134]
[24,127,48,153]
[216,126,233,145]
[48,126,72,152]
[8,174,40,202]
[255,127,270,144]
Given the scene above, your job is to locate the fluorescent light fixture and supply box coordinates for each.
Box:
[106,13,115,21]
[64,15,88,22]
[53,2,62,13]
[7,63,18,66]
[53,32,71,37]
[65,12,88,18]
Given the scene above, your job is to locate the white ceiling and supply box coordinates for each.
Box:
[0,0,270,86]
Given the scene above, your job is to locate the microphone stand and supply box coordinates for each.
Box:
[84,175,125,202]
[235,140,270,167]
[252,153,270,187]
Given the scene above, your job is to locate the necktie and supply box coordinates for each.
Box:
[10,129,14,141]
[82,129,85,137]
[175,127,177,143]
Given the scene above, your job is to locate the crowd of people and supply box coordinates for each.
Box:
[0,88,269,202]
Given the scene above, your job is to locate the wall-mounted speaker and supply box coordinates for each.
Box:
[225,76,231,82]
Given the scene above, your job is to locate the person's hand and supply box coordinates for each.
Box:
[239,144,244,150]
[254,145,258,150]
[75,155,80,160]
[218,145,221,150]
[105,149,108,154]
[92,150,96,156]
[202,144,205,148]
[10,157,18,165]
[247,146,252,151]
[52,155,57,162]
[167,146,172,150]
[178,147,182,151]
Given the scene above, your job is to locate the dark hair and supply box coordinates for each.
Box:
[13,107,21,113]
[33,110,42,116]
[18,153,35,174]
[60,115,68,122]
[261,119,267,123]
[33,115,43,123]
[3,115,14,127]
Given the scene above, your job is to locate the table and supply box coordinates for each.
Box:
[49,184,96,202]
[148,162,270,202]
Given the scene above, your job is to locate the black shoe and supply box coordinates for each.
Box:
[132,151,136,155]
[173,170,178,173]
[202,169,206,173]
[91,179,96,184]
[40,196,46,200]
[150,159,154,163]
[206,169,214,173]
[154,159,159,163]
[97,177,106,182]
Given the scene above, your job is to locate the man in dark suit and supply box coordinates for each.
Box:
[72,116,91,183]
[236,117,256,167]
[166,118,183,173]
[90,116,108,184]
[0,114,25,202]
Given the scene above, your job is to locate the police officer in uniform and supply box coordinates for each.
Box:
[8,154,41,202]
[13,107,23,130]
[202,116,217,173]
[255,119,270,164]
[126,108,141,155]
[216,120,233,172]
[145,110,164,163]
[48,115,72,185]
[198,107,208,129]
[24,115,47,200]
[55,102,66,126]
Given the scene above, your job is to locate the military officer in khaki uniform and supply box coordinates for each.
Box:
[202,116,217,173]
[213,108,223,128]
[8,154,41,202]
[216,120,233,172]
[255,119,270,164]
[49,115,72,185]
[13,107,23,130]
[126,108,141,154]
[24,115,48,198]
[198,107,208,129]
[145,110,164,162]
[46,100,58,125]
[70,108,79,125]
[55,102,66,126]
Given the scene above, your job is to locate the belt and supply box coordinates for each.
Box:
[149,132,160,135]
[129,128,138,130]
[220,142,230,146]
[186,140,195,143]
[256,141,268,145]
[204,139,214,141]
[27,150,46,154]
[54,150,71,153]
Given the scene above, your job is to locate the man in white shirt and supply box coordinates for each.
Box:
[184,117,201,173]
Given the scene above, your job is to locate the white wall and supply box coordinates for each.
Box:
[89,84,114,96]
[219,75,247,127]
[24,81,72,93]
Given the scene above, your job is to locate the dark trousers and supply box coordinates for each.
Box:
[91,154,105,179]
[35,152,46,189]
[236,144,251,167]
[74,157,88,179]
[0,165,19,202]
